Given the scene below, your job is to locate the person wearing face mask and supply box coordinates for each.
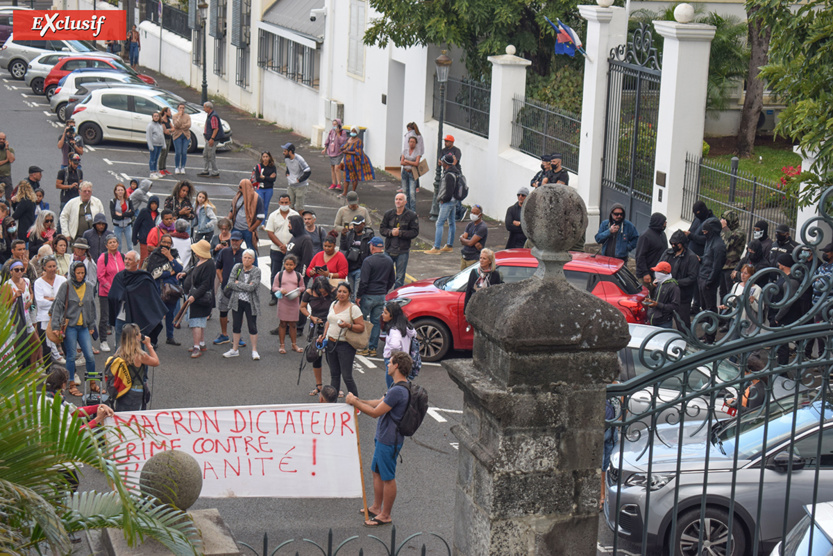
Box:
[767,223,798,270]
[460,205,488,270]
[719,210,746,301]
[635,212,668,288]
[530,155,552,188]
[733,239,771,287]
[697,217,726,344]
[660,230,700,329]
[264,194,299,303]
[684,201,713,315]
[751,220,773,259]
[643,261,679,329]
[595,204,639,263]
[542,153,569,186]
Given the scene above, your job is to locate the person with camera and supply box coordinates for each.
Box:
[55,153,83,217]
[300,277,335,396]
[340,215,373,297]
[210,217,232,256]
[58,120,83,169]
[642,261,680,329]
[107,323,159,412]
[212,230,244,346]
[223,248,261,360]
[143,234,183,347]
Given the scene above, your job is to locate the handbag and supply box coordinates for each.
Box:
[344,303,371,350]
[161,282,184,304]
[415,158,430,178]
[45,284,71,344]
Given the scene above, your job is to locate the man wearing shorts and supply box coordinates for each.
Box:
[213,230,245,346]
[345,351,412,526]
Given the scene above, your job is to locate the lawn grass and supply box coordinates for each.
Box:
[706,145,802,183]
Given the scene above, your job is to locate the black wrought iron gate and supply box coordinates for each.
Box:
[600,24,662,234]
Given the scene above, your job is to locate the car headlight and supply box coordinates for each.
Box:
[624,472,672,491]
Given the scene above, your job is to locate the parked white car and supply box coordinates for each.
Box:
[51,69,148,122]
[71,87,232,152]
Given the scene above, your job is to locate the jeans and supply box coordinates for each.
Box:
[98,296,113,341]
[391,252,410,289]
[203,142,219,175]
[384,357,393,388]
[347,268,361,301]
[129,42,139,66]
[270,249,285,288]
[113,224,132,253]
[164,298,180,339]
[237,228,255,251]
[63,325,95,382]
[158,137,171,171]
[288,184,307,212]
[401,171,417,212]
[257,188,274,217]
[149,146,162,172]
[360,294,386,351]
[433,200,457,249]
[327,341,358,397]
[173,135,189,169]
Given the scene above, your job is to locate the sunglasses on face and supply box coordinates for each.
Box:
[517,194,526,198]
[612,212,624,217]
[11,268,23,272]
[45,219,53,223]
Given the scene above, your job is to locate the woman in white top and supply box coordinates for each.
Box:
[381,301,416,388]
[5,259,40,365]
[318,282,365,397]
[719,264,763,337]
[35,255,67,366]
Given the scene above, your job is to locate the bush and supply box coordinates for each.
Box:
[703,141,711,157]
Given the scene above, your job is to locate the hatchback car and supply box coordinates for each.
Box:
[51,69,148,121]
[385,249,648,361]
[604,396,833,555]
[24,51,67,94]
[0,7,31,47]
[44,57,155,98]
[772,502,833,556]
[0,34,119,80]
[72,87,232,152]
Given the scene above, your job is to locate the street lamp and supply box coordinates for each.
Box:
[199,2,209,105]
[430,51,452,220]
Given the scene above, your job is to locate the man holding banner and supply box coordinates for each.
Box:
[345,351,412,527]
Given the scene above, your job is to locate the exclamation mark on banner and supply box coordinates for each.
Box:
[311,438,317,476]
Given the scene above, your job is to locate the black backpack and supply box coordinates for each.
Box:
[452,172,469,201]
[393,381,428,437]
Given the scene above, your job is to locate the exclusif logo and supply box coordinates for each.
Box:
[14,10,126,40]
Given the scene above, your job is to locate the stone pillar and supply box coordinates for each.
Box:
[577,4,628,244]
[487,46,531,154]
[447,184,630,555]
[652,19,715,224]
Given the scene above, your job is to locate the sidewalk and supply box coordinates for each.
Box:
[141,70,512,257]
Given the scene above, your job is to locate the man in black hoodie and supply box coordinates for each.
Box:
[635,212,668,287]
[767,223,798,269]
[661,230,700,328]
[752,220,773,260]
[697,217,727,343]
[285,214,313,275]
[686,201,713,313]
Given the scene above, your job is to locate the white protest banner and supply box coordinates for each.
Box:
[105,404,362,498]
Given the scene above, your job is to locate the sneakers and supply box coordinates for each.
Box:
[223,349,240,358]
[328,184,340,190]
[208,173,220,178]
[238,339,247,348]
[252,351,260,361]
[74,374,82,385]
[356,348,376,357]
[269,297,278,306]
[190,347,202,358]
[213,334,230,345]
[100,341,110,352]
[150,172,161,179]
[197,171,210,177]
[424,248,442,254]
[440,245,454,252]
[166,337,181,346]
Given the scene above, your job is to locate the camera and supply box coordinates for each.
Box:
[309,8,326,21]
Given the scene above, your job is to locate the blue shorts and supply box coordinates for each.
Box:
[371,440,402,481]
[189,317,207,328]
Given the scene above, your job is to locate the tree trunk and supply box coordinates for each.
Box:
[736,6,771,157]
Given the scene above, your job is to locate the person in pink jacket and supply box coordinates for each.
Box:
[96,234,125,353]
[321,118,347,190]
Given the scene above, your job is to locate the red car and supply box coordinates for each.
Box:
[43,56,156,97]
[385,249,649,361]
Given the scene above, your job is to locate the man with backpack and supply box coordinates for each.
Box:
[346,351,425,527]
[341,215,374,297]
[425,153,461,255]
[198,101,223,178]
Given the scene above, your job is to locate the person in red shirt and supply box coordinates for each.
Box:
[307,232,348,281]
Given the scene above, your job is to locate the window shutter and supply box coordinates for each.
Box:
[188,0,197,30]
[209,0,219,38]
[230,0,241,47]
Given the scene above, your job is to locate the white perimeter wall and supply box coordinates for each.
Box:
[137,21,192,84]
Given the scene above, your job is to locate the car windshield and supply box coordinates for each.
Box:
[64,40,94,52]
[152,93,196,113]
[716,399,827,459]
[437,265,477,292]
[782,513,833,556]
[108,59,138,76]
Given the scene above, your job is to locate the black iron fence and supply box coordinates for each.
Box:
[142,0,191,40]
[238,527,450,555]
[510,96,580,173]
[432,76,490,139]
[682,153,798,237]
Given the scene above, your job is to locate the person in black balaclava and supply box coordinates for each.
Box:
[697,217,726,344]
[285,214,313,275]
[752,220,773,260]
[635,212,668,287]
[661,230,700,329]
[686,201,714,315]
[733,239,771,286]
[767,223,797,269]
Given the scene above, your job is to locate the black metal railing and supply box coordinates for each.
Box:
[432,76,490,139]
[238,527,450,555]
[143,0,192,40]
[682,153,798,237]
[510,96,580,173]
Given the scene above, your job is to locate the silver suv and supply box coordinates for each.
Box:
[0,35,118,80]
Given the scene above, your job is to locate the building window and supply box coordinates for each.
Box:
[257,29,320,89]
[214,37,226,77]
[192,26,203,65]
[236,46,250,88]
[347,0,365,78]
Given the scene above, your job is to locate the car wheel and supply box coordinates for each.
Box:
[672,507,747,556]
[45,85,57,100]
[413,318,451,362]
[9,59,27,80]
[79,122,102,145]
[187,131,198,153]
[30,77,44,95]
[56,103,67,123]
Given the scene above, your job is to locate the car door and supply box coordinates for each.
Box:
[97,92,132,140]
[129,94,163,137]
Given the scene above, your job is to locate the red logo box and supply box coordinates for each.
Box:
[14,10,126,41]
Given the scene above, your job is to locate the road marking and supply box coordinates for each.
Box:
[121,173,130,181]
[596,544,640,555]
[364,356,442,368]
[43,110,53,116]
[352,362,365,374]
[427,408,446,423]
[20,93,32,98]
[355,354,375,369]
[102,158,113,166]
[450,442,458,450]
[435,408,462,414]
[4,84,12,91]
[86,145,96,152]
[100,159,252,174]
[48,121,61,128]
[258,256,272,288]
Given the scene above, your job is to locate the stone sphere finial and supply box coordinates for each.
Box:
[674,3,695,23]
[597,0,614,7]
[522,184,587,276]
[505,45,516,56]
[140,450,203,510]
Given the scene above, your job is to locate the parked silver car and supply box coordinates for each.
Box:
[604,396,833,555]
[24,52,68,95]
[771,502,833,555]
[51,69,147,121]
[0,34,118,80]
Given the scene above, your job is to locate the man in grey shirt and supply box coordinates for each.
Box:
[282,143,311,213]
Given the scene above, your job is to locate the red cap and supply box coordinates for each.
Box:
[651,261,672,273]
[444,134,455,142]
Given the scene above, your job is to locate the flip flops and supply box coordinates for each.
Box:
[364,517,392,527]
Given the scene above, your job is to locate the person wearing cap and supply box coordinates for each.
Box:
[431,134,462,220]
[281,143,312,212]
[425,152,460,255]
[334,191,370,235]
[543,153,569,186]
[59,182,105,242]
[182,239,216,357]
[660,230,700,329]
[356,236,395,357]
[505,187,528,249]
[228,178,265,251]
[265,194,300,303]
[56,153,84,214]
[57,119,83,169]
[322,119,348,190]
[341,214,374,297]
[460,205,488,270]
[773,252,811,364]
[767,223,798,271]
[70,237,98,290]
[95,234,125,352]
[25,165,43,194]
[634,213,668,287]
[213,230,245,346]
[530,155,552,189]
[340,126,375,196]
[0,131,15,203]
[380,193,420,288]
[643,261,679,329]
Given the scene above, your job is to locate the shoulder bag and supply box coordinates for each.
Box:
[414,158,430,178]
[344,303,370,350]
[45,285,70,344]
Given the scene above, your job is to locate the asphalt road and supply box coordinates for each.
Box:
[0,73,649,554]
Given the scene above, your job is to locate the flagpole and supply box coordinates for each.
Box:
[354,407,370,522]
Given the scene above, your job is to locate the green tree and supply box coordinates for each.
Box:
[753,0,833,206]
[0,301,200,554]
[735,4,771,158]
